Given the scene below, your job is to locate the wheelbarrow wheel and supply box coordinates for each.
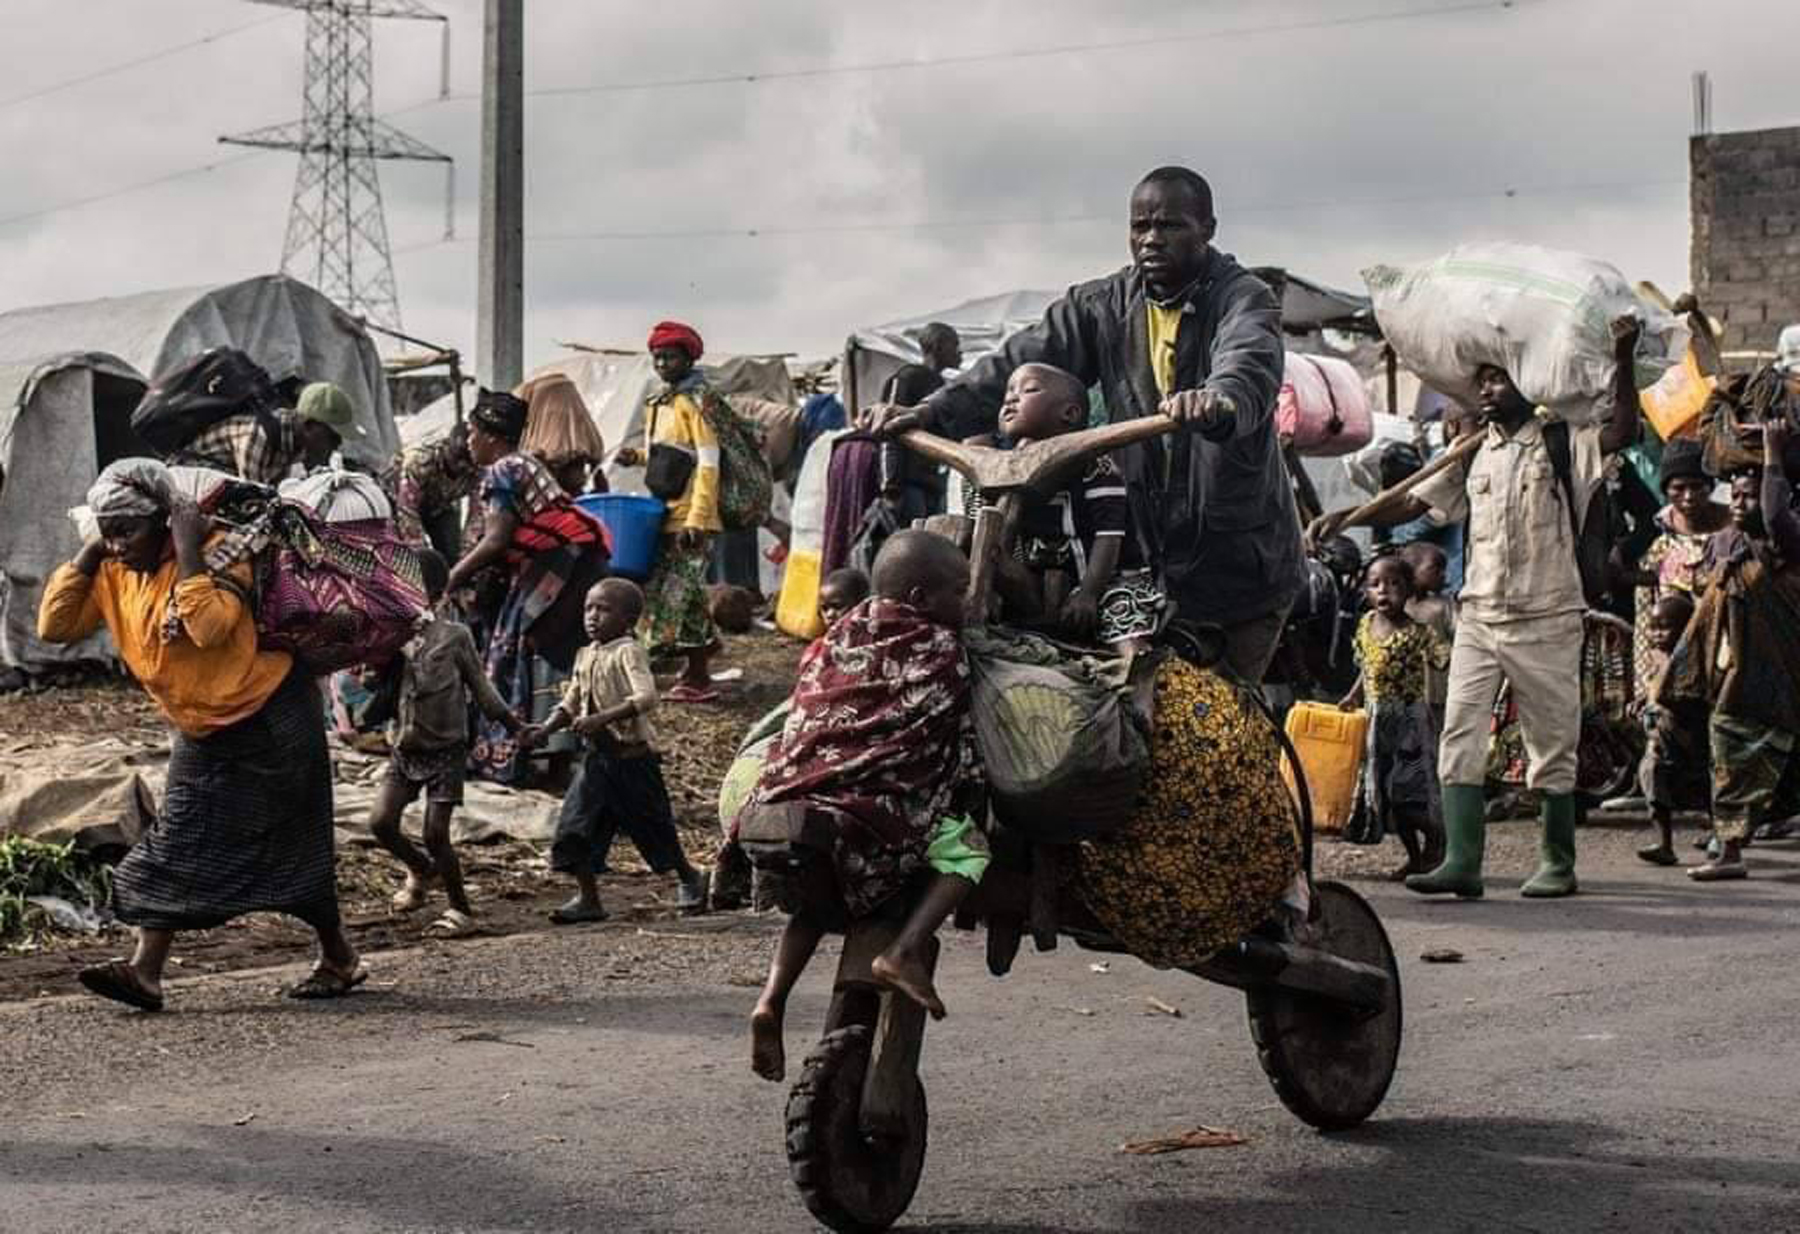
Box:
[1246,880,1402,1132]
[785,1025,928,1234]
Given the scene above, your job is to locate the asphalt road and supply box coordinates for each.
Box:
[4,826,1799,1233]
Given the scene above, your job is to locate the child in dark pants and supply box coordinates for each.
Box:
[521,579,708,921]
[368,549,525,937]
[1341,554,1451,877]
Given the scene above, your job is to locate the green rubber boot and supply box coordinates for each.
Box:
[1521,792,1579,898]
[1405,784,1487,898]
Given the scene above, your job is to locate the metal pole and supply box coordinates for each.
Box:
[476,0,524,390]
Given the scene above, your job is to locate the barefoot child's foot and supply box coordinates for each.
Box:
[749,1003,786,1082]
[871,951,947,1020]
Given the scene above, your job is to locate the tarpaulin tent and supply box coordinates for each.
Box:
[401,349,794,490]
[0,275,397,673]
[0,354,148,673]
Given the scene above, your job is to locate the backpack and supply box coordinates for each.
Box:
[132,348,282,457]
[1540,420,1615,610]
[698,388,774,532]
[963,627,1152,844]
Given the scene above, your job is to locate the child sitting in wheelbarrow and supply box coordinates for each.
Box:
[985,362,1164,654]
[737,530,989,1081]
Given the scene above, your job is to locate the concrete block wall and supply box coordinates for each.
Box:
[1691,125,1800,358]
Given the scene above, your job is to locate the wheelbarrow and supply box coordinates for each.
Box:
[771,413,1403,1233]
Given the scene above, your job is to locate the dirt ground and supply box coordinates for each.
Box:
[0,627,803,1003]
[0,626,1679,1006]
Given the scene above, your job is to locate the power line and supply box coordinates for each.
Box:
[389,175,1688,253]
[0,151,272,230]
[498,0,1527,99]
[0,0,1528,232]
[0,11,291,112]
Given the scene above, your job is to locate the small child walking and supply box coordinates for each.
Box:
[368,549,525,938]
[1341,553,1451,877]
[1634,591,1708,865]
[521,578,708,921]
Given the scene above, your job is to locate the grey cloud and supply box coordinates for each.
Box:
[3,0,1798,374]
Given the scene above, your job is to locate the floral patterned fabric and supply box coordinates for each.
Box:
[1632,508,1715,697]
[639,534,715,654]
[381,435,481,553]
[1074,657,1302,969]
[738,597,984,917]
[469,452,609,783]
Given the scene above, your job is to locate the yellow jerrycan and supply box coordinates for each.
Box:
[1281,702,1368,836]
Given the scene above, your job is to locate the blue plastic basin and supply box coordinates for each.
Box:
[575,493,666,580]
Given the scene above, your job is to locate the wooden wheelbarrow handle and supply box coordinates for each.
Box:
[1337,431,1484,529]
[894,414,1181,500]
[891,413,1184,621]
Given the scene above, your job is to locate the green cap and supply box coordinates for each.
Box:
[296,381,365,440]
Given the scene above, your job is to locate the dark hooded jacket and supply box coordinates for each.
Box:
[922,250,1301,626]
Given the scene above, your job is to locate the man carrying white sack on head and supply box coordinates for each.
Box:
[1308,314,1645,900]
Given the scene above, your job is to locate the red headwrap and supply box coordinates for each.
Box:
[647,320,704,361]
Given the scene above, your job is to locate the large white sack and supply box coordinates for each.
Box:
[1363,243,1686,424]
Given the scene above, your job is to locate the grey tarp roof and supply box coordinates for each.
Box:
[843,273,1379,415]
[401,350,794,490]
[0,276,398,673]
[0,275,397,465]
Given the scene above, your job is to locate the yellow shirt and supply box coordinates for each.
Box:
[645,387,723,533]
[38,548,292,738]
[1146,301,1183,398]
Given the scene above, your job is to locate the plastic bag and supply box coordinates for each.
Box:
[964,627,1150,844]
[1364,243,1686,424]
[1276,352,1373,456]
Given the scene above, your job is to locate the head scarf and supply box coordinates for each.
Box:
[470,388,529,442]
[87,458,176,521]
[1659,437,1707,490]
[516,374,606,466]
[647,320,704,362]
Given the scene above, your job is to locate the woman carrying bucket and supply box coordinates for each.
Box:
[625,320,723,703]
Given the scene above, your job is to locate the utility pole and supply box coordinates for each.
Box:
[476,0,524,389]
[222,0,453,334]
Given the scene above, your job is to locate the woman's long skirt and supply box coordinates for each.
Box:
[113,666,339,932]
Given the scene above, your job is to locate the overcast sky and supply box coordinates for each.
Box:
[3,0,1797,373]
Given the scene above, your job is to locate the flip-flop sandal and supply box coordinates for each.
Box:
[286,962,370,1000]
[664,684,721,704]
[424,909,479,938]
[1636,845,1680,867]
[1687,862,1749,882]
[78,960,163,1013]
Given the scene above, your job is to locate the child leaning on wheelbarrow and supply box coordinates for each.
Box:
[736,530,989,1082]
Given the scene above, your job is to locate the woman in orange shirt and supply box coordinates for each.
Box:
[39,459,362,1012]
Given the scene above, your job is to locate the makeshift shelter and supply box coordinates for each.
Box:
[0,275,397,673]
[402,349,794,490]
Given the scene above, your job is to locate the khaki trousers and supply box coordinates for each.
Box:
[1439,611,1583,795]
